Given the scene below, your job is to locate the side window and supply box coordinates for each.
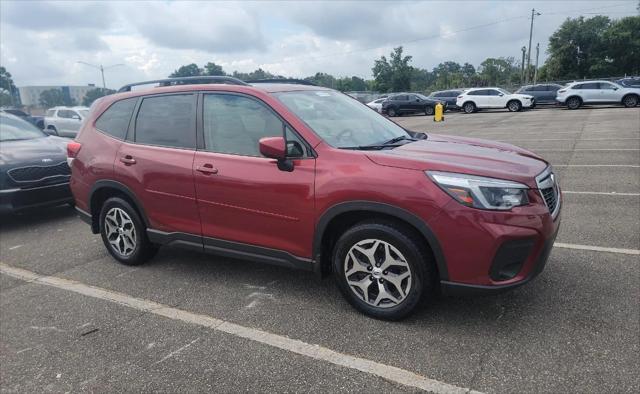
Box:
[135,94,195,149]
[487,90,500,96]
[598,82,616,90]
[95,98,137,140]
[58,110,74,119]
[468,90,479,96]
[432,92,442,98]
[409,94,419,101]
[572,84,583,90]
[582,83,599,89]
[202,94,286,157]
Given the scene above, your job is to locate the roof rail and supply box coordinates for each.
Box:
[117,76,249,93]
[247,78,317,86]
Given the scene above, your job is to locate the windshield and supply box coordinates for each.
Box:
[275,90,409,148]
[498,88,511,95]
[0,115,46,142]
[416,93,430,100]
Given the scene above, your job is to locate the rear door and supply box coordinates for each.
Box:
[193,92,316,260]
[470,90,490,107]
[578,82,600,102]
[114,93,201,237]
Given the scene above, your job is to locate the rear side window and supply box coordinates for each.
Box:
[202,94,284,157]
[598,82,616,90]
[135,94,195,149]
[58,110,76,119]
[95,98,137,140]
[580,83,599,89]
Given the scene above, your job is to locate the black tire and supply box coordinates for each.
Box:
[566,96,581,110]
[332,221,435,320]
[425,106,435,116]
[622,94,638,108]
[463,102,476,114]
[507,100,522,112]
[99,197,157,266]
[387,107,397,117]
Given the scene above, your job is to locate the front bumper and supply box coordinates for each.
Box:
[0,182,73,214]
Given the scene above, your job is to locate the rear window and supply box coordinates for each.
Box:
[95,98,137,140]
[134,94,195,149]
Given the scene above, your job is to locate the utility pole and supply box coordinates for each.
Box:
[76,62,124,89]
[525,8,541,84]
[533,43,540,85]
[521,46,527,84]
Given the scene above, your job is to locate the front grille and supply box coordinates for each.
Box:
[536,169,560,218]
[7,162,70,183]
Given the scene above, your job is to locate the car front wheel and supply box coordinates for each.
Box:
[387,107,397,117]
[463,102,476,114]
[99,197,157,266]
[507,100,522,112]
[425,106,435,116]
[333,221,434,320]
[566,97,581,110]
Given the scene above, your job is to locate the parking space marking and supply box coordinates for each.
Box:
[562,191,640,196]
[0,263,480,394]
[554,243,640,255]
[533,149,640,152]
[498,138,640,142]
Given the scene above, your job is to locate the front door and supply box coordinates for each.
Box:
[193,92,316,260]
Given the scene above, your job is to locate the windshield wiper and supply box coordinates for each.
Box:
[378,135,417,146]
[338,143,406,150]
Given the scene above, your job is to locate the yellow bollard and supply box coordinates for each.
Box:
[434,102,444,122]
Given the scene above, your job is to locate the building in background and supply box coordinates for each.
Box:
[17,85,97,108]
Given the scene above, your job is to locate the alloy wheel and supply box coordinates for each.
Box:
[508,101,521,112]
[624,95,638,107]
[104,207,137,256]
[464,103,475,113]
[343,239,412,308]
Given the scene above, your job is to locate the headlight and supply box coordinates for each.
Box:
[427,171,529,210]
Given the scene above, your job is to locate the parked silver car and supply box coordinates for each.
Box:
[44,106,90,137]
[556,81,639,109]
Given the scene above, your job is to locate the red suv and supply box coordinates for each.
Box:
[69,76,561,320]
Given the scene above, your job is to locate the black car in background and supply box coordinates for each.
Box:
[0,113,73,214]
[428,90,464,110]
[515,84,563,104]
[381,93,444,116]
[0,108,45,129]
[616,77,640,88]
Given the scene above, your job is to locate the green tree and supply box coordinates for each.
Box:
[372,46,413,92]
[544,16,612,79]
[0,67,17,106]
[39,89,66,108]
[82,88,115,106]
[478,57,519,86]
[232,68,278,81]
[304,72,336,88]
[169,63,202,77]
[203,62,225,76]
[603,16,640,76]
[335,76,368,91]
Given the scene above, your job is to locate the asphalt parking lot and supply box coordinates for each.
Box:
[1,106,639,393]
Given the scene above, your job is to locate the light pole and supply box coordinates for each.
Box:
[533,43,540,85]
[521,46,527,84]
[76,62,124,89]
[525,8,541,84]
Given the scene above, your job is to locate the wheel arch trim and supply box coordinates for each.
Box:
[313,201,448,280]
[88,180,150,232]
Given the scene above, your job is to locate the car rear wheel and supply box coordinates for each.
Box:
[332,221,433,320]
[623,94,638,108]
[566,97,581,110]
[99,197,157,266]
[463,102,476,114]
[507,100,522,112]
[425,106,435,116]
[387,107,397,117]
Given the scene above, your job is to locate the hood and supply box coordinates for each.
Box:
[0,136,68,167]
[365,134,548,187]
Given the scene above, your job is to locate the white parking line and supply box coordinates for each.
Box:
[0,263,481,394]
[554,243,640,255]
[499,138,640,142]
[533,149,640,152]
[553,165,640,168]
[563,191,640,196]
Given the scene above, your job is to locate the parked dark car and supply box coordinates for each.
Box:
[0,113,73,214]
[381,93,444,117]
[0,108,45,129]
[616,77,640,88]
[428,90,464,110]
[515,84,563,105]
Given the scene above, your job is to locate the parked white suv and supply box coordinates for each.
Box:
[44,106,90,137]
[556,81,639,109]
[456,88,534,113]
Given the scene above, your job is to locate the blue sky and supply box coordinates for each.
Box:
[1,1,637,89]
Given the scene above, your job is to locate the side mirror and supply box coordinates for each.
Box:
[498,93,504,97]
[415,99,420,102]
[259,137,294,172]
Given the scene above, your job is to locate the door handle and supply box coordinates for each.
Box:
[196,164,218,175]
[120,155,136,165]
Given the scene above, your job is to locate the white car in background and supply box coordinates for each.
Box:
[456,88,534,113]
[556,80,639,109]
[44,106,90,138]
[366,97,387,112]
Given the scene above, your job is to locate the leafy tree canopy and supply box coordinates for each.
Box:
[82,88,116,106]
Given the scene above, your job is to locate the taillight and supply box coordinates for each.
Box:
[558,89,566,93]
[67,141,82,167]
[457,96,463,99]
